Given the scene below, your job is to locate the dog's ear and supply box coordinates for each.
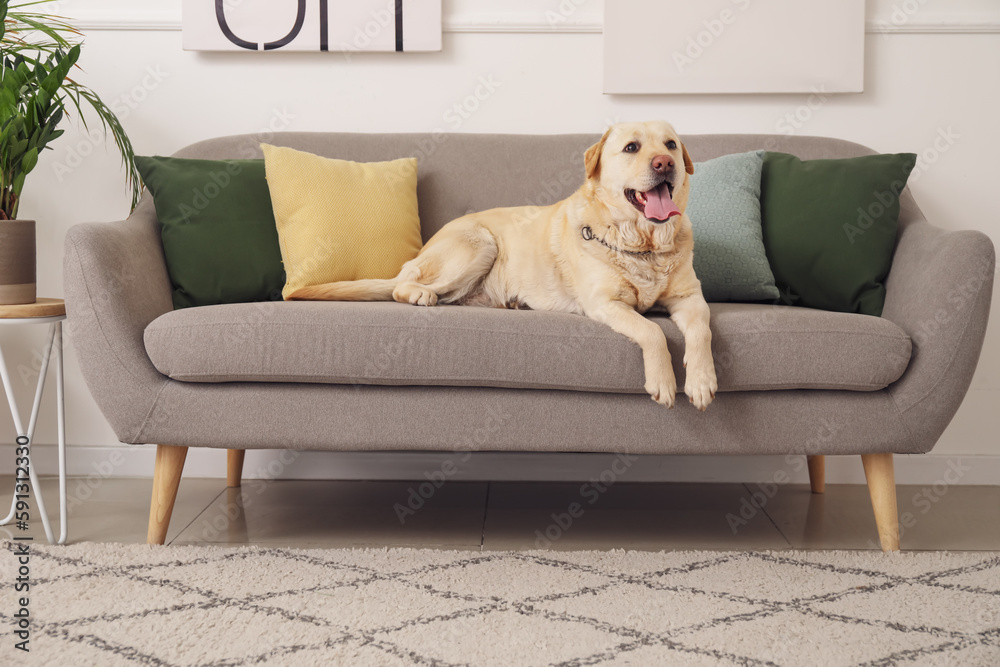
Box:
[585,129,611,180]
[682,142,695,175]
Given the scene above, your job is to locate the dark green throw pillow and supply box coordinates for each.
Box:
[760,152,917,316]
[136,156,285,309]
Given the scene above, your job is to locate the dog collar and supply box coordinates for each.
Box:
[581,226,667,257]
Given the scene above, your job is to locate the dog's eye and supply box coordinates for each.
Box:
[623,142,640,153]
[666,140,677,150]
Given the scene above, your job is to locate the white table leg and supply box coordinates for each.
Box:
[24,326,56,544]
[55,322,67,544]
[0,323,65,544]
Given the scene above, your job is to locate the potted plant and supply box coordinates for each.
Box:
[0,0,139,304]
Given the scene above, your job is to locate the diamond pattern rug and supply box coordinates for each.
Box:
[1,543,998,666]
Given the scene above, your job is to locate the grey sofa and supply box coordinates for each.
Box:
[63,132,995,551]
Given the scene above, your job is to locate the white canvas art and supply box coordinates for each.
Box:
[604,0,865,94]
[183,0,442,52]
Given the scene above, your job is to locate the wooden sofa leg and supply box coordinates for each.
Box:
[148,445,188,545]
[227,449,246,488]
[861,453,900,552]
[807,455,825,494]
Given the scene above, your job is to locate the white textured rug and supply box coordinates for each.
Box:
[1,543,998,666]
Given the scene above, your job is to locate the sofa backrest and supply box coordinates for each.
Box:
[172,131,922,243]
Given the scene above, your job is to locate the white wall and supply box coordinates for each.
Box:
[3,0,998,482]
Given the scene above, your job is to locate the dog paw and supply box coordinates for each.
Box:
[412,289,438,306]
[393,284,438,306]
[684,363,718,412]
[644,367,677,409]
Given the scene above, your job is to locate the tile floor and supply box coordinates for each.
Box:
[2,476,998,550]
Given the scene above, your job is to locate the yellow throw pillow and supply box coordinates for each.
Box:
[260,144,423,300]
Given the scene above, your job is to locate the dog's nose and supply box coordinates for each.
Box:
[651,155,674,173]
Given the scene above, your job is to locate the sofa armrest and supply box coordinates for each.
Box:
[63,197,173,443]
[881,214,995,451]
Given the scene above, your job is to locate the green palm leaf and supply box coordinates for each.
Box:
[1,0,138,219]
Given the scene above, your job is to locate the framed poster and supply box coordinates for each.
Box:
[183,0,442,52]
[604,0,865,94]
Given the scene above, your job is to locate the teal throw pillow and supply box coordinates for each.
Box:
[687,150,780,302]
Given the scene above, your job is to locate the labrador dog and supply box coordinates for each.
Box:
[289,121,718,410]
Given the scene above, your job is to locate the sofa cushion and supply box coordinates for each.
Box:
[760,152,918,316]
[688,150,780,303]
[260,144,423,300]
[135,156,286,309]
[144,302,911,394]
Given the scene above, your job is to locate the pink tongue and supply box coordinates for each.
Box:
[643,182,680,221]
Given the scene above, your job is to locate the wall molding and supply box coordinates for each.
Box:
[865,20,1000,34]
[444,18,600,34]
[9,445,1000,486]
[69,14,1000,35]
[74,14,180,32]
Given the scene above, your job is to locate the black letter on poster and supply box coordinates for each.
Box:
[319,0,329,51]
[395,0,403,52]
[215,0,308,51]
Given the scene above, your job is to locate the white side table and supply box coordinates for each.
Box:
[0,298,67,544]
